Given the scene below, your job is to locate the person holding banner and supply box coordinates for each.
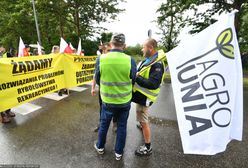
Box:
[132,38,165,156]
[94,33,136,160]
[0,47,16,123]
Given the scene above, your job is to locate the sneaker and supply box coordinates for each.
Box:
[1,116,11,123]
[6,111,15,118]
[115,153,122,161]
[58,91,63,96]
[135,145,152,156]
[94,143,104,155]
[64,89,69,95]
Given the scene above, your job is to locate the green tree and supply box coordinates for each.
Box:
[156,0,186,51]
[0,0,36,50]
[97,32,113,44]
[156,1,248,54]
[0,0,125,54]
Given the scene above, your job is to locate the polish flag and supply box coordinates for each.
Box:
[59,37,68,53]
[59,37,73,54]
[64,45,73,54]
[18,37,29,57]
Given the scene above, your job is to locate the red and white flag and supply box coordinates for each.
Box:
[18,37,29,57]
[64,45,73,54]
[59,37,73,54]
[59,37,68,53]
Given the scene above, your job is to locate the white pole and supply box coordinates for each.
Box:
[32,0,41,45]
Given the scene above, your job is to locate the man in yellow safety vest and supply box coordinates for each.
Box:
[132,38,165,156]
[93,33,136,161]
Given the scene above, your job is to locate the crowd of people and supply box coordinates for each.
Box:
[0,33,165,161]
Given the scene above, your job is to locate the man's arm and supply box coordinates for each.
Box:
[130,57,137,85]
[94,57,100,85]
[136,62,164,89]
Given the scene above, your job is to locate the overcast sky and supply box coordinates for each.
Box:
[101,0,163,46]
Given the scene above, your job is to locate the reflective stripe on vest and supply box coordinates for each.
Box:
[134,83,159,97]
[101,91,132,98]
[100,80,132,86]
[100,52,132,104]
[133,58,165,103]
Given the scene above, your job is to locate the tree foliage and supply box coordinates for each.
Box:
[0,0,125,54]
[156,0,186,51]
[157,0,248,54]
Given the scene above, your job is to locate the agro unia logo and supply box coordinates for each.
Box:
[176,28,235,136]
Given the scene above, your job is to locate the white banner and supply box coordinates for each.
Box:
[167,11,243,155]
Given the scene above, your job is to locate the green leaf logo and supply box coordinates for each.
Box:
[216,28,234,59]
[177,27,235,70]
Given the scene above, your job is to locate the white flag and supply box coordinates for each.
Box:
[166,11,243,155]
[77,38,82,55]
[18,37,26,57]
[59,37,68,53]
[69,43,75,50]
[37,42,42,55]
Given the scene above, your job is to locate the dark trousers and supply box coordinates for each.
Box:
[98,91,117,123]
[97,103,130,154]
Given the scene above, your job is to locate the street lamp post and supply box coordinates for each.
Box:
[32,0,41,45]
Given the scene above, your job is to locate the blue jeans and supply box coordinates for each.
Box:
[97,103,130,155]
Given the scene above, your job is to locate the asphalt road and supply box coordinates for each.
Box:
[0,84,247,168]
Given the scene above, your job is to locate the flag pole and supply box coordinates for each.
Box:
[32,0,41,45]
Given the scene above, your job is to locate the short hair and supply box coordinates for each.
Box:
[25,44,30,48]
[111,33,125,47]
[146,38,157,49]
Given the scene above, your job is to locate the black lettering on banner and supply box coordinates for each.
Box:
[76,76,93,84]
[11,58,53,75]
[81,64,95,69]
[185,115,213,136]
[76,70,95,77]
[206,91,230,108]
[0,77,38,91]
[184,104,207,112]
[26,61,34,71]
[212,108,231,127]
[196,60,218,76]
[17,79,55,94]
[74,57,96,63]
[17,85,57,103]
[176,58,231,135]
[38,70,64,80]
[0,71,64,92]
[181,82,204,102]
[202,73,225,91]
[178,65,198,84]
